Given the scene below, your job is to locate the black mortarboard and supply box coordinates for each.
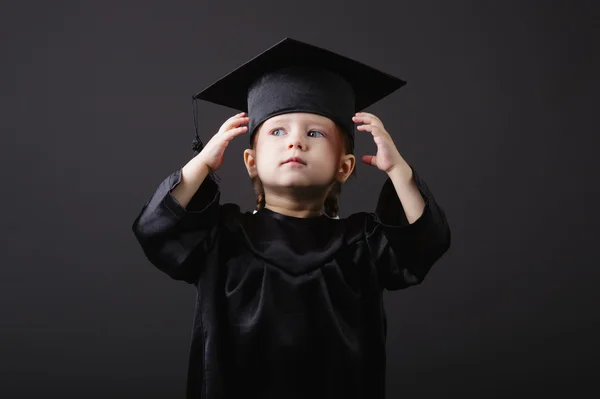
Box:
[191,37,406,156]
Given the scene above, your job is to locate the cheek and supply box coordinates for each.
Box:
[254,148,277,173]
[316,143,341,167]
[255,157,270,173]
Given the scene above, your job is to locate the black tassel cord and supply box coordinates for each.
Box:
[192,97,220,183]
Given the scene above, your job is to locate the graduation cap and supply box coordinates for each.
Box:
[191,37,406,157]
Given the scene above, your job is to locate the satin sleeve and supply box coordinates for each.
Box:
[366,167,451,290]
[131,169,221,284]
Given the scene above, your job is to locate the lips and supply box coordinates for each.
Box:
[282,157,306,165]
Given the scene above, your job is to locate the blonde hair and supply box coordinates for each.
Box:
[251,122,355,218]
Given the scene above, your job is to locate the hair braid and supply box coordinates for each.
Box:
[324,181,342,218]
[252,176,266,211]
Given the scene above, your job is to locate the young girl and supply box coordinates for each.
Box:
[132,38,450,399]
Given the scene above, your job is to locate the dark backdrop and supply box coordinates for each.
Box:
[2,1,598,397]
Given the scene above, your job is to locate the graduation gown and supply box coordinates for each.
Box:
[132,167,450,399]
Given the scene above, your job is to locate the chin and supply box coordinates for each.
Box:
[260,173,322,189]
[284,176,336,190]
[275,175,315,187]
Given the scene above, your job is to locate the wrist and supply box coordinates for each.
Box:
[386,162,412,183]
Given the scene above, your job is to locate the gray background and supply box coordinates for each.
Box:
[2,0,598,397]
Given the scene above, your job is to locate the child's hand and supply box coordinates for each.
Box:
[198,112,249,172]
[353,112,405,174]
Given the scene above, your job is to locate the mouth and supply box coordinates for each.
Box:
[282,157,307,166]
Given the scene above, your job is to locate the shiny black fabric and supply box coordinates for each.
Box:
[132,168,451,399]
[247,67,356,150]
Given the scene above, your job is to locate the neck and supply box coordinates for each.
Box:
[262,190,326,218]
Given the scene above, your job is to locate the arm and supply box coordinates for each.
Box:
[131,166,220,284]
[171,152,211,209]
[132,112,249,283]
[387,159,426,224]
[352,112,450,290]
[369,166,451,290]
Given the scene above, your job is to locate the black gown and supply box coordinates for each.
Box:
[132,167,451,399]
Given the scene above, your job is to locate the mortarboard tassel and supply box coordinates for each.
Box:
[192,97,220,183]
[191,97,204,153]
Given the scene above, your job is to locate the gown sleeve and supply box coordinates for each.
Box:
[367,167,451,290]
[131,169,221,284]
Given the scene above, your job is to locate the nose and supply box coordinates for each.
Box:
[287,130,306,150]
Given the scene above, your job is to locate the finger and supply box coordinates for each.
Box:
[352,115,383,127]
[225,113,248,126]
[361,155,377,166]
[356,124,378,136]
[355,112,382,124]
[353,116,382,129]
[222,116,250,131]
[358,124,390,141]
[224,126,248,141]
[233,116,250,126]
[222,113,246,127]
[230,115,249,124]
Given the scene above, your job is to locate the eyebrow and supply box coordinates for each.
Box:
[266,119,333,131]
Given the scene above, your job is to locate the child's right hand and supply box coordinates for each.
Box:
[197,112,249,172]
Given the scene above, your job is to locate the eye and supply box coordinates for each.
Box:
[271,128,286,136]
[308,130,325,138]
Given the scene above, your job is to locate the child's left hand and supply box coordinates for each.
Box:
[353,112,406,174]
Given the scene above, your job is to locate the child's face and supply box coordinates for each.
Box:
[244,112,354,192]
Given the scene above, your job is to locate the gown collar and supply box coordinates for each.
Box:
[241,207,345,275]
[252,207,340,220]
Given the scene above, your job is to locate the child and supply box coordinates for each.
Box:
[132,38,450,399]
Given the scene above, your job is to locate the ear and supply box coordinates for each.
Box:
[336,154,355,183]
[243,148,258,178]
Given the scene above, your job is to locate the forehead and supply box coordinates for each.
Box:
[263,112,335,127]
